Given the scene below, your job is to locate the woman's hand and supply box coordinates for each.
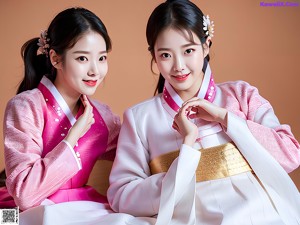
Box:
[65,95,95,147]
[183,97,228,127]
[172,97,228,147]
[172,102,199,147]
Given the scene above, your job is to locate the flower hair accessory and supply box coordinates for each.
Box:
[203,15,214,38]
[37,30,50,56]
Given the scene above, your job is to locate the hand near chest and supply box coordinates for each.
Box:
[172,97,227,146]
[65,95,95,147]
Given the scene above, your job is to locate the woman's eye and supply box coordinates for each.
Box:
[77,56,87,62]
[185,49,194,54]
[99,55,107,61]
[161,53,170,58]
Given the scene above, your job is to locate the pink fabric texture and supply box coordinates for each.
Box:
[2,77,120,211]
[217,81,300,172]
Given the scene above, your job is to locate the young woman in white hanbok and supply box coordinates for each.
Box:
[108,0,300,224]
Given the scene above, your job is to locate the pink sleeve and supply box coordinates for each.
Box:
[231,82,300,172]
[4,93,80,210]
[247,114,300,173]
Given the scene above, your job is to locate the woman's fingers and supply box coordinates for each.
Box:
[78,96,95,132]
[181,97,228,125]
[81,95,88,107]
[172,121,179,131]
[179,101,201,119]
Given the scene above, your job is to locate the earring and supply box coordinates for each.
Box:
[53,61,59,66]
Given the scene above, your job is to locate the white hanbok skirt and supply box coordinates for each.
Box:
[194,172,287,225]
[20,201,156,225]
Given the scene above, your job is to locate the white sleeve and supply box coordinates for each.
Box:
[107,108,200,217]
[225,112,300,220]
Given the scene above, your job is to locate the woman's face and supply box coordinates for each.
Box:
[154,28,208,100]
[54,31,108,99]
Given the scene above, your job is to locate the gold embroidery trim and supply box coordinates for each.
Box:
[149,142,253,182]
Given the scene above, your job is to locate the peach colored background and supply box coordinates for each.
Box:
[0,0,299,189]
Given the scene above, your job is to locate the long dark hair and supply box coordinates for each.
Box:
[17,7,112,94]
[146,0,212,95]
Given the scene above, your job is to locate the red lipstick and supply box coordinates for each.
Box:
[173,73,190,82]
[83,80,97,87]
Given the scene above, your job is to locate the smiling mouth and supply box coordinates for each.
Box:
[83,80,97,87]
[172,73,190,81]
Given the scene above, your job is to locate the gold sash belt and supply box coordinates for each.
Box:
[149,142,253,182]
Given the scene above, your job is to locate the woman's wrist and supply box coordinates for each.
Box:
[183,134,197,147]
[217,109,228,127]
[65,129,79,148]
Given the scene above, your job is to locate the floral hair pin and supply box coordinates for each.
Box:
[203,15,215,38]
[37,30,50,56]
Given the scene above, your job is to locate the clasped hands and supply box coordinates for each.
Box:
[172,97,228,146]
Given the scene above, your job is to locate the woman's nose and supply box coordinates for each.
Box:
[173,57,185,72]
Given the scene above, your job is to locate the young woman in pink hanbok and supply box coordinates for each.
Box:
[0,7,161,225]
[0,5,163,225]
[108,0,300,224]
[0,7,127,224]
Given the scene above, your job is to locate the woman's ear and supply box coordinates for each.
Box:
[49,49,62,69]
[203,37,211,58]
